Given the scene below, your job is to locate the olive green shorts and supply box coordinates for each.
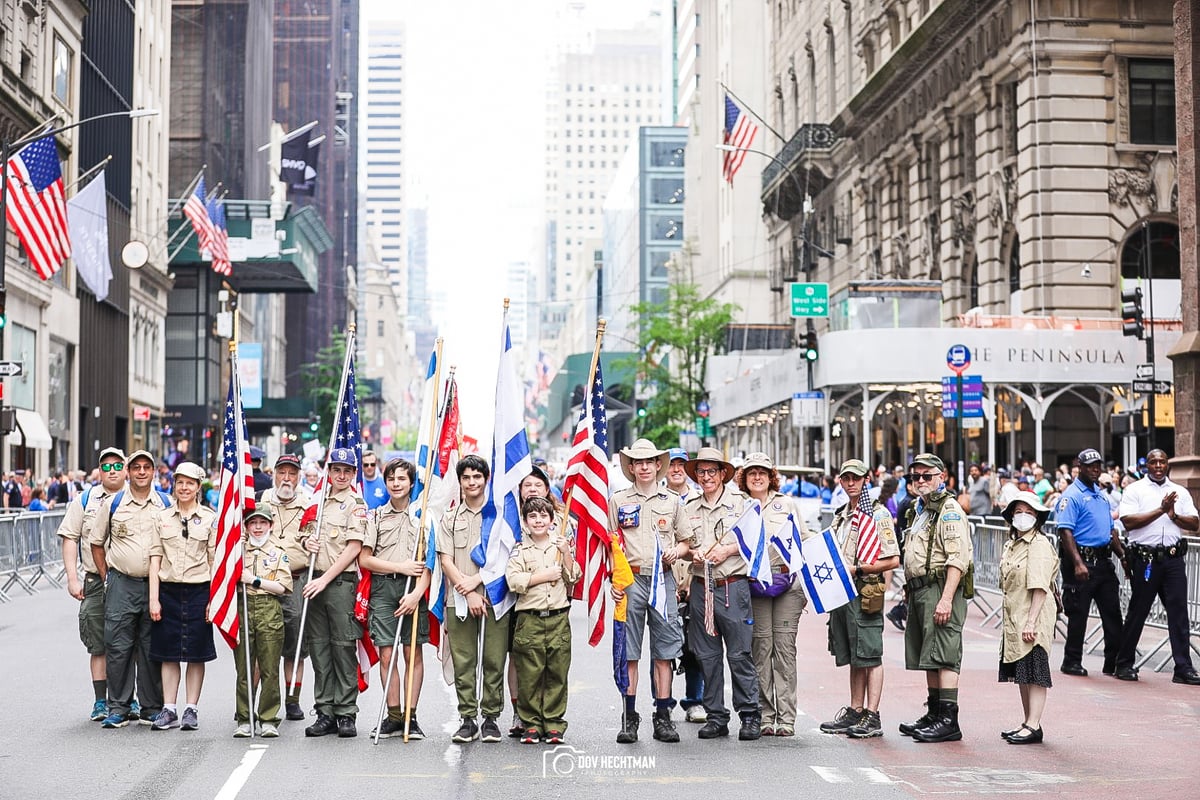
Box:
[79,572,106,655]
[827,597,884,668]
[368,575,430,648]
[904,583,967,672]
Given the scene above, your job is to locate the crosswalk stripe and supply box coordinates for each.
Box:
[857,767,894,783]
[811,766,852,783]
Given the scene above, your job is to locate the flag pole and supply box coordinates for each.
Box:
[404,337,445,742]
[231,340,256,736]
[288,323,357,695]
[558,319,606,540]
[719,80,786,143]
[162,165,208,255]
[63,155,111,194]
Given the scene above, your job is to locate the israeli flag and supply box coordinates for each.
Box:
[729,500,773,589]
[471,318,531,619]
[799,528,857,614]
[424,515,446,625]
[412,349,442,503]
[648,532,669,621]
[769,514,805,573]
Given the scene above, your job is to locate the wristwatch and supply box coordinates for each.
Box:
[252,576,262,589]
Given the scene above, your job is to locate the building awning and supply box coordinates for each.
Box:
[11,409,53,449]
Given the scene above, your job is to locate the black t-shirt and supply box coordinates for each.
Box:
[4,480,23,508]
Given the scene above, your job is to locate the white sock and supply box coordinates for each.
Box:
[185,704,198,712]
[164,704,177,713]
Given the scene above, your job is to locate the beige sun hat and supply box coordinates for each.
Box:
[683,446,735,483]
[619,438,669,483]
[1001,491,1051,527]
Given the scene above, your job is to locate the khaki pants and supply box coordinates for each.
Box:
[751,578,806,727]
[304,574,360,718]
[235,593,285,725]
[445,605,510,719]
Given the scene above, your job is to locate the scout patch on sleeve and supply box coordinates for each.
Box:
[353,507,368,519]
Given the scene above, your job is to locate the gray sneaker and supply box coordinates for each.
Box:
[847,709,883,739]
[180,707,199,731]
[151,709,178,730]
[819,706,863,735]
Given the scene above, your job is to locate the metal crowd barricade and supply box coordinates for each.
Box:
[0,508,68,602]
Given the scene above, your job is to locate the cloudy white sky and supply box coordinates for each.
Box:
[361,0,657,442]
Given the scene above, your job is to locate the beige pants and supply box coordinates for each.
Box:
[751,578,806,728]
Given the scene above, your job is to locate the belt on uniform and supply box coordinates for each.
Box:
[773,564,790,575]
[110,569,148,582]
[518,606,569,618]
[629,565,643,575]
[1128,540,1189,561]
[375,571,410,580]
[713,575,745,588]
[291,569,308,578]
[905,574,938,593]
[312,571,356,583]
[1076,544,1112,563]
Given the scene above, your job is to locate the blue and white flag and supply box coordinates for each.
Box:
[799,528,857,613]
[412,349,443,503]
[471,312,532,619]
[424,515,446,625]
[729,500,772,589]
[648,530,669,621]
[769,514,806,574]
[65,169,112,301]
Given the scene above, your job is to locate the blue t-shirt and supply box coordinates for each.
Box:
[799,481,820,499]
[1054,479,1112,546]
[363,474,390,509]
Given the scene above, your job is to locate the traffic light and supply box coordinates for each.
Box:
[302,414,320,439]
[0,288,6,329]
[801,330,819,361]
[637,403,648,419]
[1121,287,1144,338]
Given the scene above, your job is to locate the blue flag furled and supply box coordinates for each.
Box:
[334,355,364,490]
[648,528,669,621]
[66,169,113,302]
[471,312,532,619]
[729,500,772,589]
[769,514,806,574]
[413,349,442,502]
[799,528,857,613]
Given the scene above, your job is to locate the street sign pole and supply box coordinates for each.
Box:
[957,372,965,484]
[946,345,972,486]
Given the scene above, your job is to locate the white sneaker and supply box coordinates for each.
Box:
[259,722,279,738]
[233,723,252,738]
[685,706,707,723]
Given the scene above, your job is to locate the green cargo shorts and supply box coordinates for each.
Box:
[827,597,884,668]
[367,575,430,648]
[79,572,106,655]
[904,582,967,672]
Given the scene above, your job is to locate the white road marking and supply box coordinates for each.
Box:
[811,766,852,783]
[810,766,896,785]
[857,767,895,784]
[214,745,268,800]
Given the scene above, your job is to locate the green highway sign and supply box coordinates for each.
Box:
[789,282,830,318]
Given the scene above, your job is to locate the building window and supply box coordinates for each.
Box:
[1001,84,1019,160]
[1129,60,1176,145]
[377,320,384,338]
[53,36,72,106]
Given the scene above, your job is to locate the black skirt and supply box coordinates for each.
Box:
[998,644,1052,688]
[150,581,217,663]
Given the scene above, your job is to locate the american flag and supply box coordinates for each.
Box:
[722,94,759,183]
[206,194,231,276]
[209,371,254,649]
[563,361,611,647]
[853,489,881,565]
[3,135,71,280]
[182,175,216,254]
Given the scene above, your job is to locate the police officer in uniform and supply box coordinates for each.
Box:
[1055,448,1126,677]
[898,454,973,743]
[683,447,761,741]
[57,446,127,722]
[263,453,314,720]
[300,447,368,737]
[608,439,692,744]
[89,449,170,728]
[1114,449,1200,684]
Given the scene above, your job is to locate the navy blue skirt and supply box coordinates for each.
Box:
[150,581,217,663]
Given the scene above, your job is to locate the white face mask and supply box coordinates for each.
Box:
[1011,513,1038,532]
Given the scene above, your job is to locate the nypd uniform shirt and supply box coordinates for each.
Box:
[1055,479,1114,547]
[607,487,691,570]
[1117,476,1197,547]
[304,487,367,574]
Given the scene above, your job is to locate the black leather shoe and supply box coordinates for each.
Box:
[285,702,306,721]
[738,713,762,741]
[898,707,933,737]
[697,719,729,739]
[1173,669,1200,685]
[1114,667,1139,682]
[1060,663,1088,677]
[885,605,906,631]
[336,716,356,738]
[305,713,337,737]
[616,711,640,744]
[1005,724,1043,745]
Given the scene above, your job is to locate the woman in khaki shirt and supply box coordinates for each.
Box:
[998,491,1060,745]
[148,462,218,731]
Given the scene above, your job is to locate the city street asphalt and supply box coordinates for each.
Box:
[2,584,1197,799]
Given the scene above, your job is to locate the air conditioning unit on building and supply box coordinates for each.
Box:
[20,0,43,19]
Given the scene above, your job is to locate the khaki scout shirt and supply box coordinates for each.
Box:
[57,486,118,574]
[302,487,367,574]
[89,489,171,578]
[607,486,690,570]
[267,492,313,572]
[364,502,424,566]
[756,491,809,571]
[685,486,752,581]
[244,537,294,597]
[438,502,484,607]
[999,530,1059,663]
[903,493,973,578]
[151,504,218,584]
[505,535,581,612]
[830,497,899,567]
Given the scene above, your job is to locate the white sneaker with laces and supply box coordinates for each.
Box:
[233,723,252,738]
[259,722,279,738]
[686,706,707,723]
